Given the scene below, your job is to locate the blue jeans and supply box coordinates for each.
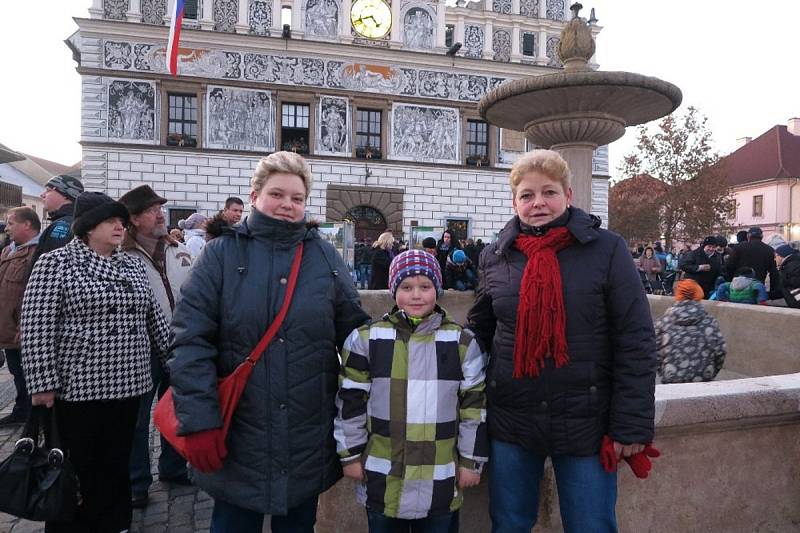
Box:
[129,356,186,496]
[358,264,371,289]
[489,439,618,533]
[367,509,458,533]
[210,495,318,533]
[3,349,30,418]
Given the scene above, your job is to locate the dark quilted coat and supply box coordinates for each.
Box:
[467,208,657,456]
[169,209,370,514]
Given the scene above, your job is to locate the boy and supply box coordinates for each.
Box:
[712,267,768,304]
[335,250,488,532]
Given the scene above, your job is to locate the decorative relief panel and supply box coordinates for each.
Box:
[463,25,484,58]
[519,0,538,17]
[104,0,129,20]
[206,86,274,151]
[305,0,338,38]
[108,80,156,142]
[317,96,350,155]
[492,28,511,62]
[213,0,238,32]
[546,0,564,21]
[102,40,509,104]
[546,35,562,67]
[492,0,511,14]
[249,0,272,35]
[391,104,459,164]
[403,8,435,50]
[141,0,167,24]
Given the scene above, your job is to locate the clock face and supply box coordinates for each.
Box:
[351,0,392,39]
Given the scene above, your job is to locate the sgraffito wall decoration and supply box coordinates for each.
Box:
[206,86,275,151]
[107,80,157,143]
[316,96,350,156]
[390,103,459,164]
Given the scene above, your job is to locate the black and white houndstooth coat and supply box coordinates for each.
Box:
[20,238,170,401]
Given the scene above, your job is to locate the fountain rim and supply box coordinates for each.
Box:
[479,70,683,123]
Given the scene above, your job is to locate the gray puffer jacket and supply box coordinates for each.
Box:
[654,300,726,383]
[169,209,370,514]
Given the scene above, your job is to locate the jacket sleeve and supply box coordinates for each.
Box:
[754,281,768,304]
[168,241,225,435]
[328,244,371,352]
[334,327,371,463]
[767,257,781,299]
[466,250,497,354]
[605,236,658,445]
[142,261,170,366]
[20,253,65,394]
[457,331,489,471]
[725,247,740,280]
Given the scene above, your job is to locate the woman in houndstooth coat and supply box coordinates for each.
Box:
[20,192,170,533]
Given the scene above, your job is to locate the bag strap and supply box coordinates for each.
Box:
[245,242,304,366]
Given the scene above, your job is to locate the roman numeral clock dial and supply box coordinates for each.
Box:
[351,0,392,39]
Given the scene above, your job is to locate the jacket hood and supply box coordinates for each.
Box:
[671,300,706,326]
[494,207,602,255]
[383,305,450,335]
[731,276,754,290]
[236,209,320,245]
[49,202,74,221]
[183,228,206,239]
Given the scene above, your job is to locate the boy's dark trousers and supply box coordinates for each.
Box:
[366,509,459,533]
[1,348,30,422]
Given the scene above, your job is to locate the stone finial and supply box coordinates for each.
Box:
[558,3,596,71]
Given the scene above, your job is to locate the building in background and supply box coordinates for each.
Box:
[724,118,800,244]
[68,0,610,242]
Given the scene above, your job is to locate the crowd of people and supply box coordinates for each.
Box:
[0,146,796,532]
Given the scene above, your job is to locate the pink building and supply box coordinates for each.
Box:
[724,118,800,244]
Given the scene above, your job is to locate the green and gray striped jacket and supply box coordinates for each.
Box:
[334,306,489,519]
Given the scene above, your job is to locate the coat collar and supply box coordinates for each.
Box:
[495,207,602,256]
[66,238,135,277]
[383,305,449,335]
[121,230,178,254]
[238,208,315,245]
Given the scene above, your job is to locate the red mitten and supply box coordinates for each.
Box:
[600,435,618,473]
[623,444,660,479]
[183,428,228,473]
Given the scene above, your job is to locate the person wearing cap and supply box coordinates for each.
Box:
[467,150,657,531]
[678,236,723,299]
[33,174,84,263]
[0,207,41,427]
[421,236,438,257]
[20,191,170,532]
[725,227,780,296]
[654,279,726,383]
[179,212,209,259]
[445,248,477,291]
[335,249,488,530]
[168,152,370,531]
[774,244,800,308]
[119,185,194,508]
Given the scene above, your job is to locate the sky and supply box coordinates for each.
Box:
[0,1,798,175]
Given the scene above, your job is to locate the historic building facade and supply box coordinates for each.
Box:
[69,0,609,242]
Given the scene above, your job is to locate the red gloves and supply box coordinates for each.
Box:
[183,428,228,473]
[600,435,660,479]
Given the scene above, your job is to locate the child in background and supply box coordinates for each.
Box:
[712,267,768,304]
[335,250,488,532]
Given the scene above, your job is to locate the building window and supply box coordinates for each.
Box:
[752,195,763,217]
[445,24,455,47]
[281,103,310,153]
[281,6,292,27]
[169,208,196,229]
[356,109,382,159]
[446,218,469,243]
[466,120,489,166]
[184,0,198,19]
[522,33,535,56]
[167,93,198,147]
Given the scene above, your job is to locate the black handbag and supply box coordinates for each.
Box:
[0,406,80,521]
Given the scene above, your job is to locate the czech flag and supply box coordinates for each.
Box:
[166,0,185,76]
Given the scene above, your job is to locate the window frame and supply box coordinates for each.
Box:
[752,195,764,217]
[355,108,383,159]
[522,33,535,56]
[166,93,200,147]
[160,83,203,149]
[279,101,312,154]
[465,119,489,166]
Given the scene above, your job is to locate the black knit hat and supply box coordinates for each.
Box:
[72,192,130,237]
[748,227,763,239]
[45,174,84,201]
[422,237,437,249]
[118,185,167,215]
[702,236,717,247]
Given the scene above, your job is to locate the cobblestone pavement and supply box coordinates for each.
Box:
[0,364,215,533]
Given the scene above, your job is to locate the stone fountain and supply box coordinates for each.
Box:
[479,3,683,211]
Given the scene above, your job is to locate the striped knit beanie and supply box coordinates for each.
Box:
[389,250,443,297]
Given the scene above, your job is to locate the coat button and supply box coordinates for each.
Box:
[280,403,286,410]
[540,401,548,409]
[278,338,285,343]
[589,385,597,393]
[280,277,287,285]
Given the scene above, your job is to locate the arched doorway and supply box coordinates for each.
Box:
[344,205,387,243]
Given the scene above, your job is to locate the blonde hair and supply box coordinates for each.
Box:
[251,151,313,197]
[509,149,571,194]
[373,231,394,250]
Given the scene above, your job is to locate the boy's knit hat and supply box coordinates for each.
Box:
[422,237,437,249]
[674,279,704,301]
[775,244,797,258]
[389,250,442,297]
[452,249,466,264]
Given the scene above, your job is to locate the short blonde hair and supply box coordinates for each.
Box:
[251,151,313,197]
[373,231,394,250]
[509,149,571,194]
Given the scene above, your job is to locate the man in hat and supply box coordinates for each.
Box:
[774,244,800,308]
[119,185,193,508]
[679,236,723,299]
[725,227,780,297]
[33,174,84,263]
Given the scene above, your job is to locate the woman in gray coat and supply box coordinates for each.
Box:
[168,151,370,533]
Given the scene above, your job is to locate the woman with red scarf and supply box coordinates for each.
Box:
[467,150,657,532]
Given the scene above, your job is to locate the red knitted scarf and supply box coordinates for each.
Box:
[513,227,574,378]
